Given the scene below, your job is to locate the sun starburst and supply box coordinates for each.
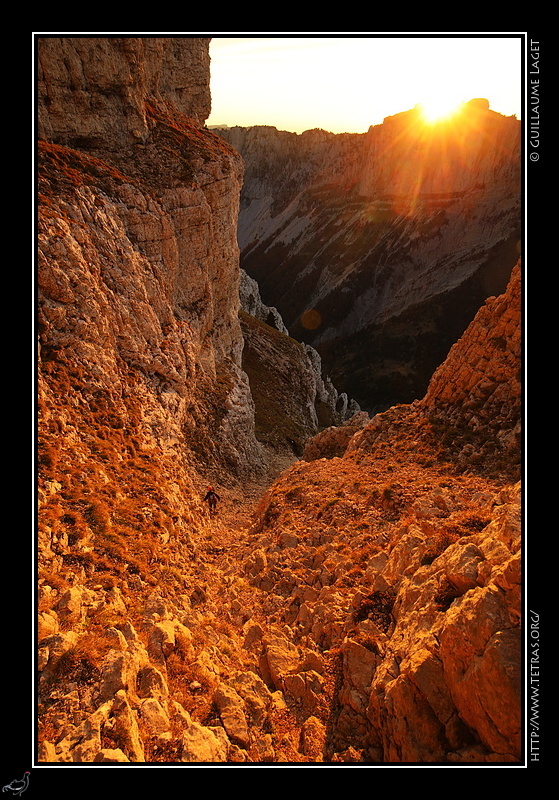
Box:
[418,99,465,125]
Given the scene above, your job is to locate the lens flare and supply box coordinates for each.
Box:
[301,309,322,330]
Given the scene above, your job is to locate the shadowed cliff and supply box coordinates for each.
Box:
[217,105,521,411]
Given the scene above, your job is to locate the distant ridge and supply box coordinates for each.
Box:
[217,106,521,411]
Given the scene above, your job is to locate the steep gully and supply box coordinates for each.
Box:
[37,249,522,763]
[36,37,521,766]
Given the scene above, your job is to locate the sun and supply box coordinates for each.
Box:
[418,98,465,124]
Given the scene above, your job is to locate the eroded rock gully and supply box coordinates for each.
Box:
[36,37,522,767]
[37,268,522,765]
[37,423,521,765]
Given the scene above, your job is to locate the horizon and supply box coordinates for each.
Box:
[206,35,524,134]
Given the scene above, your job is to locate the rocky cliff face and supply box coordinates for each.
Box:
[217,103,521,411]
[35,38,522,767]
[248,264,522,762]
[239,269,361,455]
[35,36,360,765]
[38,38,262,482]
[36,36,270,765]
[38,37,212,147]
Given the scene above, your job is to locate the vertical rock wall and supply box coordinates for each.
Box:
[38,37,212,147]
[37,37,265,591]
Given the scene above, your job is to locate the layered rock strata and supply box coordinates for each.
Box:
[36,37,260,763]
[38,37,212,147]
[36,36,268,766]
[38,38,265,494]
[217,103,521,411]
[35,37,364,766]
[240,268,289,335]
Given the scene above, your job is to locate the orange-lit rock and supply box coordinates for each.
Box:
[36,37,523,766]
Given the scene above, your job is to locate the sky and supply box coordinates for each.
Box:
[206,34,524,134]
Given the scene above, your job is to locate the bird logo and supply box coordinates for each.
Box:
[2,773,30,797]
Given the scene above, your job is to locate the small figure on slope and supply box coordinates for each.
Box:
[203,487,220,516]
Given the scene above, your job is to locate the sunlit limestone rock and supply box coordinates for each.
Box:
[180,721,229,762]
[362,485,521,762]
[94,748,130,762]
[420,262,521,479]
[38,37,211,148]
[36,36,266,764]
[213,683,250,749]
[302,411,370,460]
[37,37,268,545]
[299,715,327,759]
[243,265,521,762]
[35,37,523,767]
